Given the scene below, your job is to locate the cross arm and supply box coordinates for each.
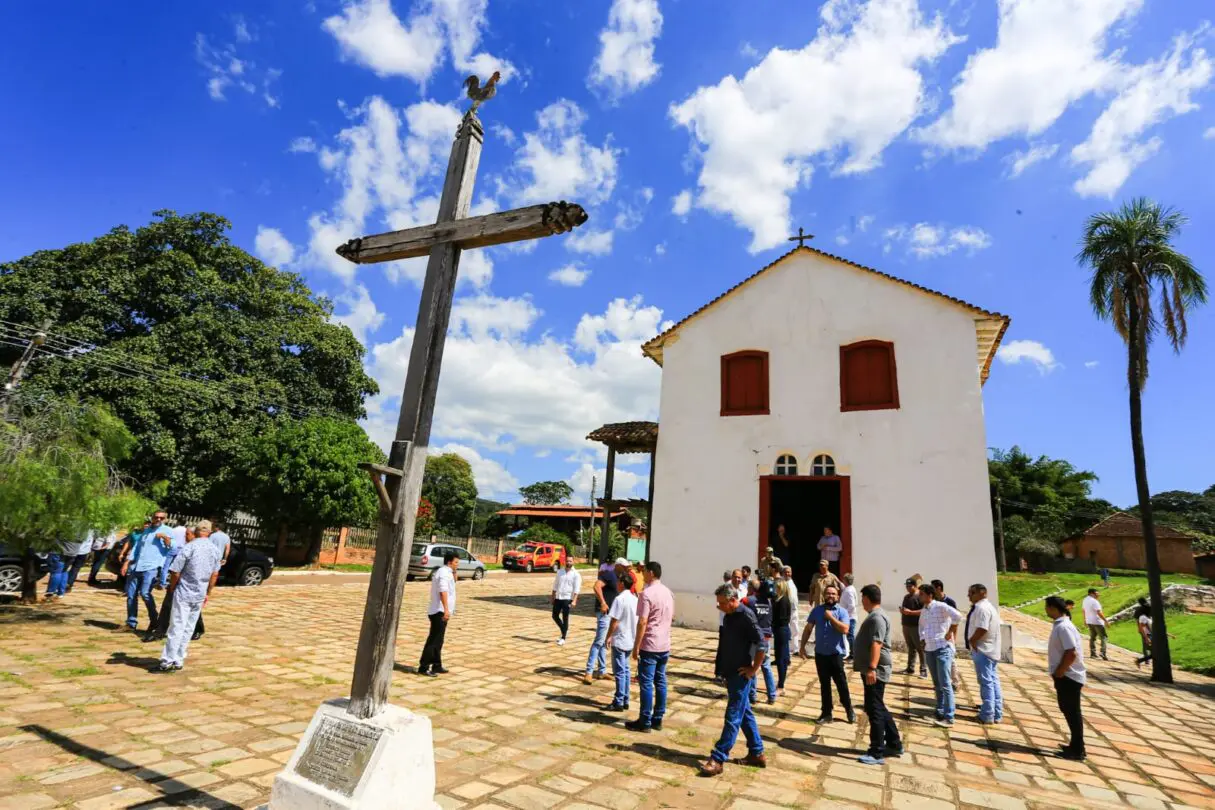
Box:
[336,201,589,264]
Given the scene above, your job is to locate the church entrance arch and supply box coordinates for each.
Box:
[759,475,852,594]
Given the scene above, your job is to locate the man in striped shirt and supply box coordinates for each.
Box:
[917,583,961,727]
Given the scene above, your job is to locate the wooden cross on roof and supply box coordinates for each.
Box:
[338,82,589,721]
[788,227,814,248]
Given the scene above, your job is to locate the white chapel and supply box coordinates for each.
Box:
[642,245,1009,629]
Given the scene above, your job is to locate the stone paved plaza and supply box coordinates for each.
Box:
[2,574,1215,810]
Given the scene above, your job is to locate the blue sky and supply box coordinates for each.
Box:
[2,0,1213,508]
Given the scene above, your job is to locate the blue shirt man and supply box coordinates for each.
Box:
[123,512,172,632]
[806,584,855,723]
[129,519,172,573]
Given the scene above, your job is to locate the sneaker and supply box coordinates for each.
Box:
[857,754,885,766]
[933,718,953,728]
[740,752,767,768]
[153,663,175,673]
[557,638,565,646]
[624,719,652,733]
[172,664,183,671]
[699,759,724,777]
[416,668,435,677]
[582,673,594,685]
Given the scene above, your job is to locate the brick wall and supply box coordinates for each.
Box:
[1064,535,1196,574]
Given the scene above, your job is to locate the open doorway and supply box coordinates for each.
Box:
[759,476,851,595]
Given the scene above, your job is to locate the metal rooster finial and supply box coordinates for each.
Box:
[462,71,501,115]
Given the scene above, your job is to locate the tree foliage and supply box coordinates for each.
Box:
[518,481,573,505]
[517,523,573,553]
[586,523,626,562]
[1133,488,1215,553]
[415,498,436,539]
[989,446,1112,536]
[0,397,155,600]
[421,453,478,534]
[0,211,378,514]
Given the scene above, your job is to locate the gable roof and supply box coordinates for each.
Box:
[640,245,1010,385]
[1065,512,1195,543]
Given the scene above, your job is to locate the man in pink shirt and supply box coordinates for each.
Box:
[626,560,674,732]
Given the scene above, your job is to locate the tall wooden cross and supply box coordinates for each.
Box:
[338,103,588,720]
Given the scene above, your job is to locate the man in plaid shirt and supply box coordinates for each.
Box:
[917,583,962,726]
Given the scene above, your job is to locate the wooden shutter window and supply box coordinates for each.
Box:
[721,350,769,416]
[840,340,899,411]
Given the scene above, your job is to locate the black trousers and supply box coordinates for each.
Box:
[863,679,900,755]
[154,589,205,639]
[419,612,448,673]
[815,653,852,715]
[552,599,571,639]
[1054,676,1085,754]
[87,549,110,583]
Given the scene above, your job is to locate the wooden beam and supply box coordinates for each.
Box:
[336,202,589,264]
[598,448,616,564]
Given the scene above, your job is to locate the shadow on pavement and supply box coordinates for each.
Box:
[105,652,161,671]
[607,741,703,769]
[83,618,122,631]
[21,724,240,809]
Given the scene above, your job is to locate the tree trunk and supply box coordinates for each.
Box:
[303,525,325,567]
[21,550,39,604]
[1126,307,1172,683]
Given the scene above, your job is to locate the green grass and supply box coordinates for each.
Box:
[1107,611,1215,676]
[319,563,375,572]
[53,665,100,678]
[1003,571,1205,626]
[0,671,29,688]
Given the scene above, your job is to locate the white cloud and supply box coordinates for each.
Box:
[589,0,663,101]
[1072,32,1213,197]
[565,229,614,256]
[671,189,692,217]
[1206,126,1215,139]
[549,264,590,287]
[322,0,514,85]
[836,213,875,245]
[1084,360,1100,368]
[569,462,645,503]
[254,226,296,267]
[333,284,385,344]
[363,295,665,457]
[671,0,960,252]
[654,242,666,256]
[289,136,318,153]
[997,339,1059,373]
[1005,143,1059,177]
[919,0,1142,150]
[430,442,519,498]
[195,32,281,107]
[449,293,538,338]
[508,100,619,206]
[613,187,652,231]
[884,222,992,258]
[301,97,463,282]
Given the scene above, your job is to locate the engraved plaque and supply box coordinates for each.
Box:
[294,716,384,796]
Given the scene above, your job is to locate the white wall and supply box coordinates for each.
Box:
[649,251,998,629]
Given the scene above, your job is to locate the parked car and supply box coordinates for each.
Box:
[105,538,274,586]
[407,543,486,581]
[0,545,48,596]
[502,542,566,573]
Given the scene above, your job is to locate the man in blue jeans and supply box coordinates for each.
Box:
[119,511,172,633]
[917,583,962,727]
[743,575,777,704]
[626,561,674,733]
[701,583,766,776]
[583,561,622,684]
[966,583,1003,723]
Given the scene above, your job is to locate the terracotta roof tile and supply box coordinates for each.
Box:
[1066,512,1194,541]
[586,421,659,453]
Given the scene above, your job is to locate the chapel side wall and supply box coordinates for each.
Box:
[649,252,998,630]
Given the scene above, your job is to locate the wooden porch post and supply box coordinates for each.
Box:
[644,449,657,563]
[598,447,616,563]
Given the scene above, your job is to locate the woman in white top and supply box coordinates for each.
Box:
[550,558,581,646]
[1045,596,1086,760]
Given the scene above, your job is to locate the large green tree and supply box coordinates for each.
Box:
[1132,488,1215,553]
[518,481,573,505]
[0,396,155,601]
[1079,197,1208,683]
[0,211,378,514]
[421,453,478,535]
[236,417,385,564]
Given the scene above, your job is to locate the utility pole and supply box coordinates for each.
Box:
[589,475,597,562]
[994,492,1007,573]
[2,319,50,419]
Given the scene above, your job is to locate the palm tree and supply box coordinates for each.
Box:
[1078,198,1208,684]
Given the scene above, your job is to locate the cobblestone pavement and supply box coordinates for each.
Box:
[2,575,1214,809]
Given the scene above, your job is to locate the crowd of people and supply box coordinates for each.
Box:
[41,512,232,674]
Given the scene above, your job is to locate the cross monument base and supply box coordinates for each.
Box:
[264,698,438,810]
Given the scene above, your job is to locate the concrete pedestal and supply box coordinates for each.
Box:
[266,698,439,810]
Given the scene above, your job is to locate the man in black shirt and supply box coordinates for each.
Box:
[744,576,777,704]
[701,583,766,777]
[899,578,927,677]
[583,561,622,685]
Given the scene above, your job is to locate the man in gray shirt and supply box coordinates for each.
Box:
[853,584,901,765]
[157,519,223,673]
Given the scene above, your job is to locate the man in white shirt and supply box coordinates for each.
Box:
[418,551,459,677]
[605,570,639,712]
[840,573,859,661]
[817,527,843,576]
[62,533,95,593]
[966,584,1003,724]
[1044,595,1086,760]
[1081,588,1109,661]
[550,557,582,645]
[917,583,962,727]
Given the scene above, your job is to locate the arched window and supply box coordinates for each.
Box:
[840,340,899,411]
[720,350,769,416]
[774,454,798,476]
[811,454,836,476]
